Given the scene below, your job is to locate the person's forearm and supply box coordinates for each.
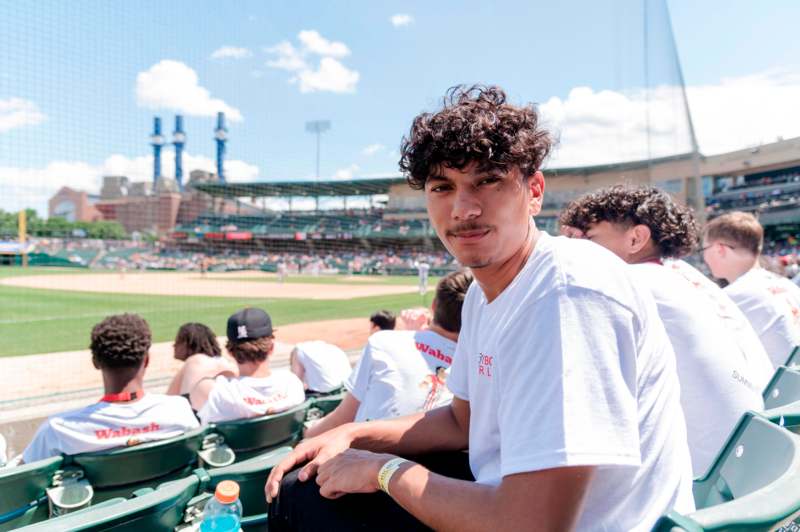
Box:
[348,406,467,455]
[305,406,350,438]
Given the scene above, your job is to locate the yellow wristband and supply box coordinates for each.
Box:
[377,457,408,495]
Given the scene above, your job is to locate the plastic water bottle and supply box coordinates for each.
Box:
[200,480,243,531]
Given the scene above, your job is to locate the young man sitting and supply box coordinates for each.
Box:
[166,322,238,397]
[23,314,199,463]
[560,185,770,475]
[191,308,305,424]
[368,309,396,334]
[703,211,800,366]
[304,270,472,438]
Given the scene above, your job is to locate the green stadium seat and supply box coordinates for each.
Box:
[15,446,291,532]
[0,456,63,531]
[651,412,800,531]
[69,427,207,501]
[210,400,311,461]
[784,346,800,370]
[307,390,347,420]
[762,366,800,409]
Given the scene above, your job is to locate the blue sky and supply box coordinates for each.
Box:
[2,0,799,214]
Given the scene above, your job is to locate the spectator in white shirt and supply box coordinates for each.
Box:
[191,308,305,424]
[166,322,237,398]
[23,314,199,463]
[290,341,352,395]
[304,270,472,439]
[266,85,693,532]
[560,186,769,474]
[703,211,800,366]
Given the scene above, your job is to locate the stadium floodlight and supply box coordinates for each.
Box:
[305,120,331,179]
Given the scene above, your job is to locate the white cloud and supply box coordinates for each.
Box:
[210,46,253,60]
[332,164,359,180]
[297,30,350,58]
[297,57,359,94]
[265,31,359,94]
[135,60,243,121]
[0,151,260,215]
[540,66,800,168]
[0,98,46,133]
[390,14,413,27]
[362,143,384,156]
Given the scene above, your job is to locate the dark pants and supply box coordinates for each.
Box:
[267,451,473,531]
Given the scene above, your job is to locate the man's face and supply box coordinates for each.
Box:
[584,221,635,262]
[424,163,543,269]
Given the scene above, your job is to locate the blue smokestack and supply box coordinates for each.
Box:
[173,115,186,191]
[214,111,227,183]
[150,117,165,189]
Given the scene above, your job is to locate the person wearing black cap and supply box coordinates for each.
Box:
[190,307,305,424]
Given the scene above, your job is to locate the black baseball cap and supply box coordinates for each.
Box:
[227,308,273,343]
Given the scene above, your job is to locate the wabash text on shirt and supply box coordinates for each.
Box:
[415,341,453,365]
[95,422,161,440]
[243,392,288,407]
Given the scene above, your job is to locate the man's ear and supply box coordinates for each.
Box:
[143,353,150,369]
[629,224,652,254]
[527,171,545,216]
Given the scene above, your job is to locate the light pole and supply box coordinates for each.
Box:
[305,120,331,179]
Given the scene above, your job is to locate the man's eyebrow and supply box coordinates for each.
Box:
[426,174,450,183]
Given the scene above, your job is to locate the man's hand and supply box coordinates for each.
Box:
[265,424,355,503]
[315,449,396,499]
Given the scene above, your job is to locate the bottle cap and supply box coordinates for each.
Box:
[215,480,240,504]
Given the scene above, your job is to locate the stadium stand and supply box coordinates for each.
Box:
[763,366,800,410]
[14,446,290,531]
[652,412,800,531]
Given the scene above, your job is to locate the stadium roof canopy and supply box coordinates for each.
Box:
[193,176,406,198]
[194,152,698,199]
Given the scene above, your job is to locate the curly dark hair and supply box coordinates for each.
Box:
[399,85,553,189]
[90,314,152,369]
[559,185,699,258]
[174,322,221,360]
[226,336,274,365]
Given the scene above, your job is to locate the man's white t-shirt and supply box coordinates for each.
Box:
[23,394,199,463]
[632,262,765,474]
[294,341,352,393]
[725,268,800,367]
[198,371,305,424]
[666,259,774,386]
[448,233,694,531]
[346,329,456,422]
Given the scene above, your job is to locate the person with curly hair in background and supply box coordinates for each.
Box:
[21,314,199,463]
[266,86,694,532]
[560,185,771,475]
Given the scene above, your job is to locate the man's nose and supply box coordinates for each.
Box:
[452,189,481,221]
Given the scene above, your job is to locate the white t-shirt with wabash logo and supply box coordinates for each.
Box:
[632,261,766,475]
[724,268,800,367]
[197,371,305,424]
[22,394,199,463]
[448,233,694,532]
[665,259,774,386]
[346,329,456,422]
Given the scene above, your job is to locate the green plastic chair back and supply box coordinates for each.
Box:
[785,346,800,370]
[0,456,63,531]
[652,412,800,531]
[68,427,206,500]
[15,475,199,532]
[310,391,346,417]
[14,446,292,532]
[211,400,310,461]
[763,366,800,410]
[206,446,291,521]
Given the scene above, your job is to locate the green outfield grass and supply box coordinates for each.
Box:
[0,267,431,357]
